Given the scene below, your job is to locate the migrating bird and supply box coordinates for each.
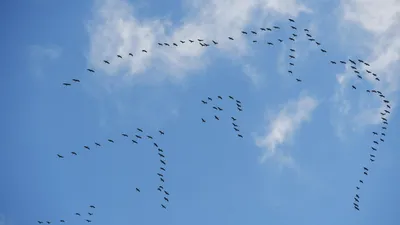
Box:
[137,128,144,132]
[132,140,138,144]
[160,167,166,171]
[57,154,64,158]
[201,118,206,123]
[87,69,95,73]
[117,55,122,58]
[71,152,77,156]
[104,60,110,64]
[289,18,295,22]
[160,160,166,165]
[63,83,71,86]
[371,147,377,151]
[75,213,81,216]
[320,49,327,53]
[129,53,133,56]
[147,135,153,139]
[296,79,302,82]
[89,205,96,208]
[136,188,140,192]
[72,79,80,82]
[108,139,114,143]
[95,142,101,146]
[159,130,165,135]
[84,146,90,150]
[122,133,128,137]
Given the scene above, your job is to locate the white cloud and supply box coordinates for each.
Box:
[29,45,62,77]
[255,94,318,165]
[86,0,311,85]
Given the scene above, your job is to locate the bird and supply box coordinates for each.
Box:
[72,79,80,82]
[352,85,356,89]
[132,140,138,144]
[201,118,206,123]
[75,213,81,216]
[160,167,166,171]
[238,134,243,138]
[289,55,295,59]
[159,130,165,135]
[289,18,295,22]
[158,153,165,157]
[330,61,337,64]
[60,220,65,223]
[38,221,44,224]
[154,143,159,147]
[129,53,133,56]
[71,152,77,156]
[320,49,327,53]
[359,180,363,183]
[296,78,302,82]
[161,204,166,209]
[363,167,369,171]
[228,37,234,40]
[214,115,220,120]
[371,147,377,151]
[164,190,170,195]
[103,60,110,64]
[117,54,122,58]
[142,50,148,53]
[289,37,295,41]
[84,146,90,150]
[63,83,71,86]
[135,135,142,139]
[85,220,92,223]
[164,197,169,202]
[136,188,140,192]
[88,212,93,216]
[160,160,166,165]
[291,26,297,30]
[241,31,248,35]
[122,133,128,137]
[147,135,153,139]
[108,139,114,143]
[89,205,95,208]
[95,142,101,146]
[137,128,143,132]
[231,117,236,121]
[87,69,95,73]
[212,40,218,44]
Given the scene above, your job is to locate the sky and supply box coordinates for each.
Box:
[1,0,400,224]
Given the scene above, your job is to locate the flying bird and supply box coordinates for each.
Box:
[108,139,114,143]
[104,60,110,64]
[72,79,80,82]
[159,130,165,135]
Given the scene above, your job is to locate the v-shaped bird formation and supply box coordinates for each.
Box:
[46,17,395,224]
[200,95,244,138]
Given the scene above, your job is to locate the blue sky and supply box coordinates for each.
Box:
[1,0,400,224]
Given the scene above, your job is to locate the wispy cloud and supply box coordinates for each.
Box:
[29,45,62,77]
[86,0,311,86]
[242,64,263,87]
[255,94,318,166]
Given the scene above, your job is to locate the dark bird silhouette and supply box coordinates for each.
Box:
[117,55,122,58]
[296,78,302,82]
[136,188,140,192]
[260,28,266,31]
[201,118,206,123]
[349,59,356,65]
[158,43,163,46]
[173,43,178,46]
[137,128,143,132]
[158,153,165,158]
[122,133,128,137]
[72,79,80,82]
[180,40,185,43]
[95,142,101,146]
[330,61,336,64]
[234,127,239,132]
[364,167,368,171]
[71,152,77,156]
[289,18,295,22]
[289,37,295,41]
[364,172,368,175]
[161,204,166,209]
[135,135,142,139]
[75,213,81,216]
[129,53,133,56]
[132,140,138,144]
[160,177,165,182]
[164,43,170,46]
[373,132,378,135]
[38,221,43,224]
[104,60,110,64]
[320,49,327,53]
[370,154,375,158]
[359,180,363,184]
[289,55,295,59]
[351,66,356,69]
[292,33,297,37]
[214,115,220,120]
[238,134,243,138]
[370,158,375,162]
[142,50,147,53]
[381,132,386,136]
[340,61,346,64]
[371,147,377,151]
[290,48,295,52]
[108,139,114,143]
[198,39,204,42]
[273,26,280,29]
[364,63,370,66]
[366,70,371,73]
[291,26,297,30]
[352,85,356,89]
[63,83,71,86]
[306,34,312,37]
[147,135,153,139]
[86,220,92,223]
[304,28,309,32]
[278,39,283,42]
[242,31,248,35]
[316,42,321,45]
[159,130,165,135]
[84,146,90,150]
[308,38,315,41]
[267,42,274,45]
[154,143,159,148]
[380,138,384,142]
[89,205,95,208]
[290,63,294,66]
[232,123,238,127]
[160,167,166,171]
[164,197,169,202]
[87,69,95,73]
[60,220,65,223]
[160,160,166,165]
[231,117,236,121]
[212,40,218,44]
[88,212,93,216]
[228,37,234,40]
[373,141,379,145]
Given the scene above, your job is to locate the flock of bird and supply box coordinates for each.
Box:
[51,17,394,224]
[200,95,244,138]
[37,205,96,224]
[56,128,171,215]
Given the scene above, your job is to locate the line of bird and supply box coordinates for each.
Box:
[58,17,393,214]
[353,89,391,211]
[37,205,96,224]
[200,95,244,138]
[56,128,171,210]
[61,18,332,86]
